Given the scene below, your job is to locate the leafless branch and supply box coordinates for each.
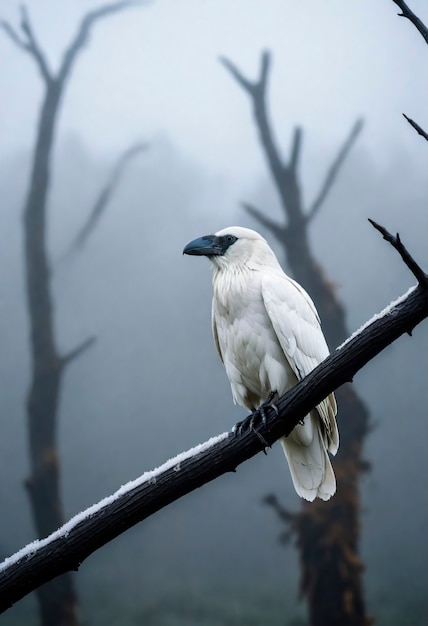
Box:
[221,51,291,216]
[289,126,303,172]
[219,50,271,97]
[1,6,52,83]
[368,218,428,286]
[58,1,145,85]
[61,337,97,368]
[393,0,428,44]
[241,202,284,240]
[63,141,148,258]
[0,20,26,49]
[403,113,428,142]
[306,118,364,222]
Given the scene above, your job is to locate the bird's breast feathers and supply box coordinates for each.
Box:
[212,267,308,410]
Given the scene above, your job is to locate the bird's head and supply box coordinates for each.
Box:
[183,226,281,271]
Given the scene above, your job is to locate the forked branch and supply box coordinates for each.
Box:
[219,50,271,98]
[1,2,145,87]
[221,51,287,197]
[0,5,52,82]
[223,51,363,226]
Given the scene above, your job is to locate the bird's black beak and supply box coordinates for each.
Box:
[183,234,223,256]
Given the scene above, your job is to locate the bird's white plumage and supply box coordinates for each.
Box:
[188,226,338,501]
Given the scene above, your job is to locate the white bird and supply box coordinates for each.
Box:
[183,226,339,501]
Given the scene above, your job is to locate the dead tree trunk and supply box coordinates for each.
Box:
[221,51,371,626]
[1,4,145,625]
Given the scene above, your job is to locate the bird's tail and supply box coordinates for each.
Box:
[279,412,336,501]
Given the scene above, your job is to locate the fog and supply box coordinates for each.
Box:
[1,1,428,625]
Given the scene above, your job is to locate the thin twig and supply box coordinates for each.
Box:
[393,0,428,44]
[19,5,52,82]
[289,126,303,172]
[61,337,96,368]
[306,118,364,221]
[63,141,148,258]
[58,1,145,85]
[220,50,271,97]
[0,20,27,49]
[403,113,428,142]
[368,219,428,286]
[219,56,255,94]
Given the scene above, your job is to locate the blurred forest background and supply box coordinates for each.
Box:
[1,1,428,625]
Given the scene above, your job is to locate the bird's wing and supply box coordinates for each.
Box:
[261,271,338,451]
[212,299,224,364]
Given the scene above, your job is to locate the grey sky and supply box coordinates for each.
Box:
[1,0,428,184]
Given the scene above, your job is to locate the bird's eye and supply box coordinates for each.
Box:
[226,235,236,243]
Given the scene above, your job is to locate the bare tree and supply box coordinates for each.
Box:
[1,3,146,625]
[221,51,371,626]
[0,219,426,615]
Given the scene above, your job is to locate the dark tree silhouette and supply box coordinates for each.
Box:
[221,51,371,626]
[0,219,427,615]
[0,3,146,625]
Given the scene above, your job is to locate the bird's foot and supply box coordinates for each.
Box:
[233,392,279,450]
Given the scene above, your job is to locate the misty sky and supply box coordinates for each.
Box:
[1,2,428,624]
[1,0,428,190]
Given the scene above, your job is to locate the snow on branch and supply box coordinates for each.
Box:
[0,221,427,614]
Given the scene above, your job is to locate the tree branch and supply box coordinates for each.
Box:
[61,337,97,368]
[0,222,427,612]
[241,202,284,241]
[220,50,285,188]
[393,0,428,44]
[368,218,427,286]
[63,141,148,258]
[289,126,303,172]
[0,20,27,50]
[219,50,271,97]
[221,51,303,224]
[1,6,52,83]
[306,118,364,222]
[58,1,146,85]
[402,113,428,142]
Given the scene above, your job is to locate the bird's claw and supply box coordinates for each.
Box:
[233,391,279,450]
